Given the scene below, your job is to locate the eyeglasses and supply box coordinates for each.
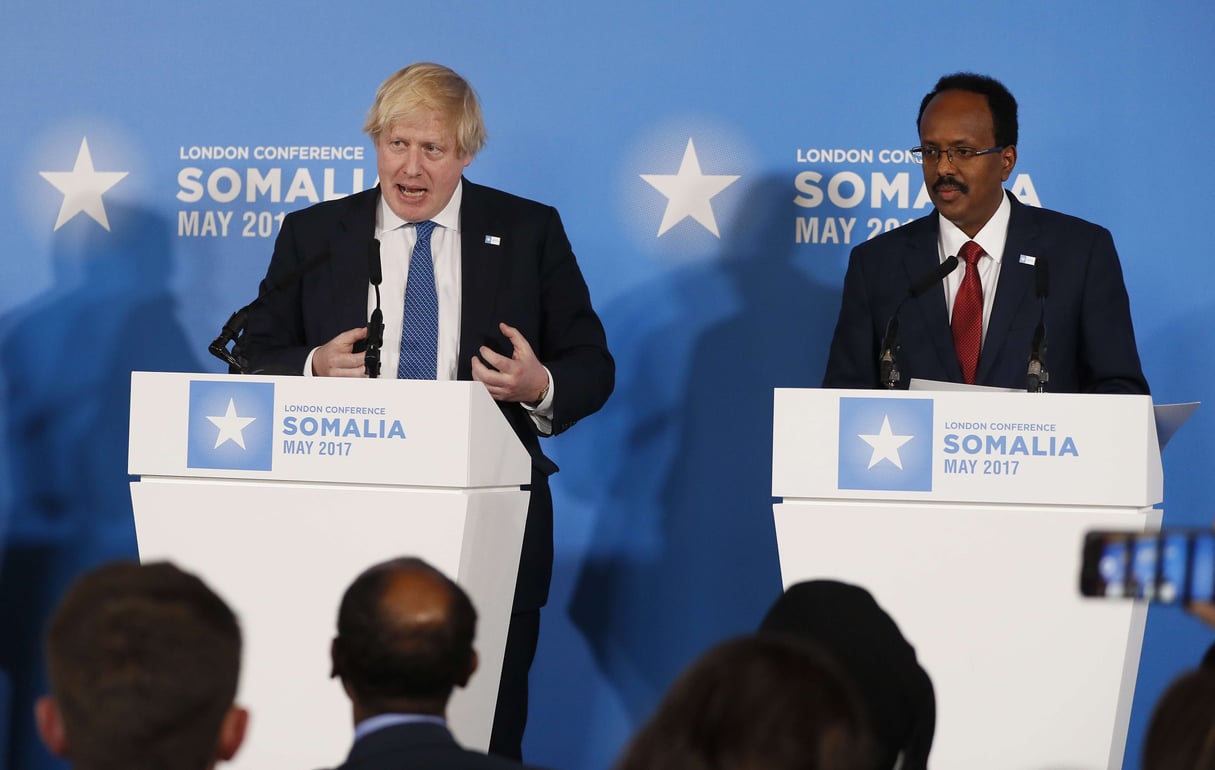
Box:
[909,145,1005,164]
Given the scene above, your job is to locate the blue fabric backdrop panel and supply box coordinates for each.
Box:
[2,2,1214,770]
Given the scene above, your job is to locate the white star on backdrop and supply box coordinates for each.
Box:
[206,399,257,450]
[858,415,914,470]
[641,138,740,238]
[39,137,128,231]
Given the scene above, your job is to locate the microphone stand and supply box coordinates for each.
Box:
[209,305,252,373]
[879,316,901,390]
[879,255,959,389]
[365,239,384,378]
[1026,258,1049,392]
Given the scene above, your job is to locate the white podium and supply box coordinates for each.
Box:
[128,371,531,770]
[772,389,1163,770]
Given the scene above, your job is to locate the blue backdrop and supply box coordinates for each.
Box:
[3,3,1214,769]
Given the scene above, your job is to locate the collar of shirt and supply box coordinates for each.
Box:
[937,191,1012,332]
[376,179,463,236]
[371,179,464,381]
[353,713,447,743]
[936,190,1011,269]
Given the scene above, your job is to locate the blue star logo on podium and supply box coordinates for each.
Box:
[187,381,275,471]
[837,397,933,491]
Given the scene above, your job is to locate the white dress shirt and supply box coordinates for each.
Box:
[937,191,1012,344]
[373,183,464,380]
[303,180,554,430]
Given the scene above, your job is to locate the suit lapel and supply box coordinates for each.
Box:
[901,214,964,382]
[330,186,379,333]
[977,196,1037,384]
[456,179,504,380]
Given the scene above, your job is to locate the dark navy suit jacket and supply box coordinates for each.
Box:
[329,722,547,770]
[822,193,1148,394]
[242,181,614,609]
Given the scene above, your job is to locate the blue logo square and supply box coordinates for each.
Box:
[187,380,275,471]
[837,397,933,491]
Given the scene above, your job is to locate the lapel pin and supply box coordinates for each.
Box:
[1018,254,1037,266]
[485,235,501,246]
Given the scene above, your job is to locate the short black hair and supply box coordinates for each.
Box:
[917,72,1019,148]
[45,561,242,770]
[760,580,936,770]
[332,557,477,709]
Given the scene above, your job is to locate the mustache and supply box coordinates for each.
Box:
[934,176,969,194]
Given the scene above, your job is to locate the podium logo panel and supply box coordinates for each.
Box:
[838,397,933,491]
[187,380,275,471]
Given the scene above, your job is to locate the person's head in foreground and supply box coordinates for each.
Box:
[614,634,872,770]
[330,556,478,720]
[36,560,246,770]
[1143,664,1215,770]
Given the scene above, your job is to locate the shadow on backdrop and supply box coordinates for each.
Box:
[544,173,846,763]
[0,205,203,770]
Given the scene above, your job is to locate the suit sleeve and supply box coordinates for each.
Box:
[1077,227,1149,394]
[239,212,317,375]
[822,245,881,389]
[534,207,615,435]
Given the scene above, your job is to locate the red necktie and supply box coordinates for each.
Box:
[952,240,984,384]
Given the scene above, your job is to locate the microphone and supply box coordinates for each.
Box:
[879,256,960,389]
[365,239,384,378]
[1026,257,1050,392]
[208,248,332,373]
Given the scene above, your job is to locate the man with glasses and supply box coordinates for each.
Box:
[822,72,1148,394]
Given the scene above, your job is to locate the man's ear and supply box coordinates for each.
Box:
[216,705,249,762]
[456,649,479,689]
[34,695,68,758]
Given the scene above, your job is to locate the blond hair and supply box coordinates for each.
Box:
[363,62,487,158]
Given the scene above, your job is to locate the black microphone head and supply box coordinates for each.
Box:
[368,239,383,286]
[909,255,959,298]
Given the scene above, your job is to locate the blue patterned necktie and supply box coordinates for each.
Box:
[398,220,438,380]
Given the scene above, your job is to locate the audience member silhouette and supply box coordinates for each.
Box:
[759,580,936,770]
[34,561,246,770]
[1142,652,1215,770]
[614,634,871,770]
[326,556,546,770]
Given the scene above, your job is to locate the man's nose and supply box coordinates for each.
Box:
[402,148,422,175]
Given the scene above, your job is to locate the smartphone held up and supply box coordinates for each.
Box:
[1080,530,1215,604]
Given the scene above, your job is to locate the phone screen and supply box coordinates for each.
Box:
[1131,535,1159,600]
[1081,532,1130,598]
[1159,531,1190,603]
[1189,533,1215,603]
[1081,529,1215,604]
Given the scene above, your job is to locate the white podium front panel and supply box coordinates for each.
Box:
[773,500,1155,770]
[132,478,528,770]
[129,371,530,488]
[772,389,1162,508]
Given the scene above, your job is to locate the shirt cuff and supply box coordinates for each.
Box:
[520,366,554,435]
